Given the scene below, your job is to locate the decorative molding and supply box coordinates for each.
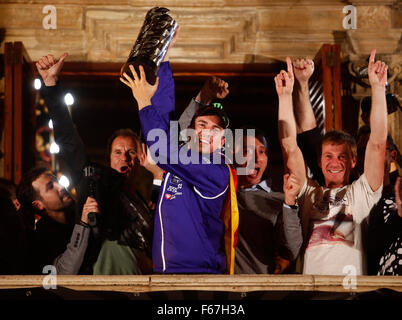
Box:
[345,30,402,56]
[1,3,400,64]
[348,60,402,87]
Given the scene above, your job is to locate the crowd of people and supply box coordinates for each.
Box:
[0,33,401,277]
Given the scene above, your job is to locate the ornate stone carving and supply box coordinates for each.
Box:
[1,2,400,64]
[348,60,402,87]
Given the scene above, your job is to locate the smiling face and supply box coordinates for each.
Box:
[320,142,356,188]
[110,135,141,177]
[193,115,225,154]
[236,135,268,188]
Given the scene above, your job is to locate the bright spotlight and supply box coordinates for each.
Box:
[50,142,60,154]
[64,93,74,106]
[59,175,70,189]
[48,120,53,129]
[34,78,42,90]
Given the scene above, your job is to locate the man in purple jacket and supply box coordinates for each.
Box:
[121,65,230,274]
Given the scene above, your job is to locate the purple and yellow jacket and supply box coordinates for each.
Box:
[139,63,230,274]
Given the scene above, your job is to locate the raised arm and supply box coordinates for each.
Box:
[150,26,179,124]
[121,65,229,196]
[36,53,87,185]
[293,58,324,184]
[293,58,316,133]
[150,62,175,124]
[364,49,388,191]
[52,197,99,274]
[278,173,302,261]
[196,76,230,106]
[276,57,307,188]
[178,76,229,133]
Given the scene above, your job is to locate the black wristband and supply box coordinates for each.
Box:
[79,220,89,228]
[289,204,298,210]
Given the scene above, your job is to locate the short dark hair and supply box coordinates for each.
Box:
[356,125,371,143]
[17,167,51,207]
[0,178,17,200]
[190,104,230,129]
[106,128,141,163]
[321,130,357,159]
[357,126,395,152]
[237,125,269,150]
[360,96,371,115]
[17,166,50,229]
[387,134,397,151]
[361,95,400,116]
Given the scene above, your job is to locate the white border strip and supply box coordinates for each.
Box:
[159,172,170,272]
[193,185,228,200]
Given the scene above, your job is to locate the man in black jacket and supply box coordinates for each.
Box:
[35,52,168,274]
[17,166,98,274]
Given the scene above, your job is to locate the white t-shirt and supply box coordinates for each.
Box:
[298,174,382,275]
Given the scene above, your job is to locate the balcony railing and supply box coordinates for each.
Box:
[1,275,401,294]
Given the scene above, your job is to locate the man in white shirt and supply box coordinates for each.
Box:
[275,49,388,275]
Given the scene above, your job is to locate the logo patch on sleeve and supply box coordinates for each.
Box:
[171,175,182,186]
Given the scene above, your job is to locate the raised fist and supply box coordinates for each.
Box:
[293,58,314,83]
[198,76,229,105]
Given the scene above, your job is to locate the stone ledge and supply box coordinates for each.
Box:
[0,275,401,293]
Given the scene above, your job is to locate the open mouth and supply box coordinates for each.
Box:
[61,192,71,201]
[248,167,260,178]
[120,166,130,174]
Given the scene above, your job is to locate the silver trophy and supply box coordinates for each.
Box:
[121,7,177,85]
